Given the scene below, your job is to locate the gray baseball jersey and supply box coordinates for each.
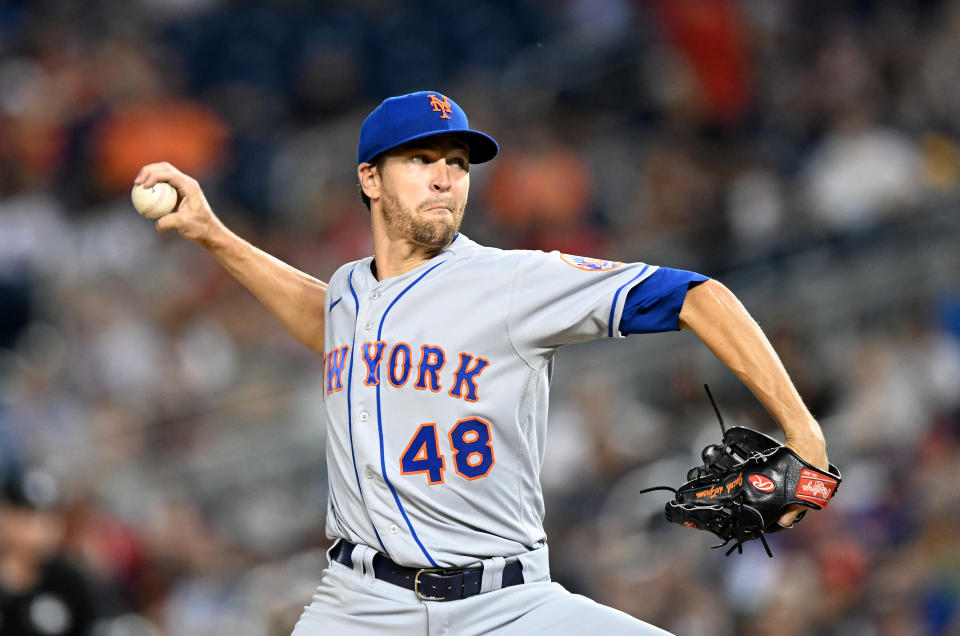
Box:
[320,233,658,569]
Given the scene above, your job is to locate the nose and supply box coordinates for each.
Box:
[429,159,451,192]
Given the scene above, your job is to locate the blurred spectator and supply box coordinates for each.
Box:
[619,136,718,268]
[0,468,100,635]
[920,133,960,193]
[93,98,229,195]
[803,113,924,231]
[724,166,785,257]
[484,126,601,253]
[651,0,752,126]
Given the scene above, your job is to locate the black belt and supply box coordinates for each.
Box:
[331,540,524,601]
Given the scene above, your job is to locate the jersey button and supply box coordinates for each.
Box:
[390,524,400,534]
[359,411,369,422]
[365,468,375,479]
[370,290,380,300]
[363,320,373,331]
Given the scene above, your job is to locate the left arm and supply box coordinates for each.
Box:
[678,279,828,523]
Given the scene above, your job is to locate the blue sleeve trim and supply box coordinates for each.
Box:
[619,267,709,335]
[607,265,650,338]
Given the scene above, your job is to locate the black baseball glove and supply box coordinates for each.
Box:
[642,387,841,557]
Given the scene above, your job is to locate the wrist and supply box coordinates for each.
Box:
[785,425,828,469]
[784,420,825,446]
[200,220,234,253]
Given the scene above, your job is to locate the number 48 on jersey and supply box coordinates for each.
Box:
[400,418,495,484]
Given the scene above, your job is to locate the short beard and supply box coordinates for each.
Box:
[381,191,464,250]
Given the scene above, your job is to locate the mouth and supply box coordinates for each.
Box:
[422,202,454,214]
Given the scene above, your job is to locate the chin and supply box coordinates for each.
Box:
[413,230,454,248]
[413,221,458,248]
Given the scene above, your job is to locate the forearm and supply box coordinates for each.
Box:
[678,280,827,465]
[135,162,328,354]
[206,226,328,354]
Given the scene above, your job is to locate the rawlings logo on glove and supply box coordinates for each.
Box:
[641,386,841,557]
[796,469,838,504]
[748,474,776,492]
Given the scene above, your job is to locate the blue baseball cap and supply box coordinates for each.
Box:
[357,91,499,165]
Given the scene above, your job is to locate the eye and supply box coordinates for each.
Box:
[449,157,468,170]
[411,154,428,164]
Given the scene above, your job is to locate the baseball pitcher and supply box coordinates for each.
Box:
[134,91,831,635]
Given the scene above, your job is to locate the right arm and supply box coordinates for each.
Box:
[135,162,328,355]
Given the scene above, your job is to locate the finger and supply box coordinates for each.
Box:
[777,503,807,528]
[777,509,800,528]
[135,162,175,187]
[135,163,194,197]
[155,212,180,233]
[134,163,160,184]
[157,173,195,201]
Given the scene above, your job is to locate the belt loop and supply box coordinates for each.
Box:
[325,540,344,568]
[361,545,378,584]
[479,556,505,594]
[515,544,551,583]
[348,543,374,582]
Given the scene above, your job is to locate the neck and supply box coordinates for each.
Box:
[370,211,448,280]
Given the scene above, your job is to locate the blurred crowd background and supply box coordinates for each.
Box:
[1,0,959,634]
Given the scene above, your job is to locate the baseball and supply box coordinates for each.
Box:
[131,182,178,219]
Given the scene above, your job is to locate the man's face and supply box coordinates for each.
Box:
[373,136,470,249]
[0,505,64,560]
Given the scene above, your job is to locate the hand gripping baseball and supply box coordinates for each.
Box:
[640,386,841,557]
[134,162,227,247]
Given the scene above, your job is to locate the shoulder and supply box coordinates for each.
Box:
[445,234,536,268]
[463,242,627,271]
[507,248,631,274]
[444,237,641,280]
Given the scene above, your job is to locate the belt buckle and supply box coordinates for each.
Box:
[414,568,449,601]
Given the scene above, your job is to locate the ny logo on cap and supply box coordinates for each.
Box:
[427,93,452,119]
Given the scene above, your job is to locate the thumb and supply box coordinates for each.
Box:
[777,503,806,528]
[155,212,181,233]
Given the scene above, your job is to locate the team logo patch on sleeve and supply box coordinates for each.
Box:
[559,254,622,271]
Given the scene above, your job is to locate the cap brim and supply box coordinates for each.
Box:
[362,129,499,165]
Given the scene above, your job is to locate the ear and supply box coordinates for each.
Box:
[358,162,381,201]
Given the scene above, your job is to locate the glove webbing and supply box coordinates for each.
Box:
[642,485,775,557]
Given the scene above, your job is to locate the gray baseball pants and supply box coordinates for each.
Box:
[291,542,672,635]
